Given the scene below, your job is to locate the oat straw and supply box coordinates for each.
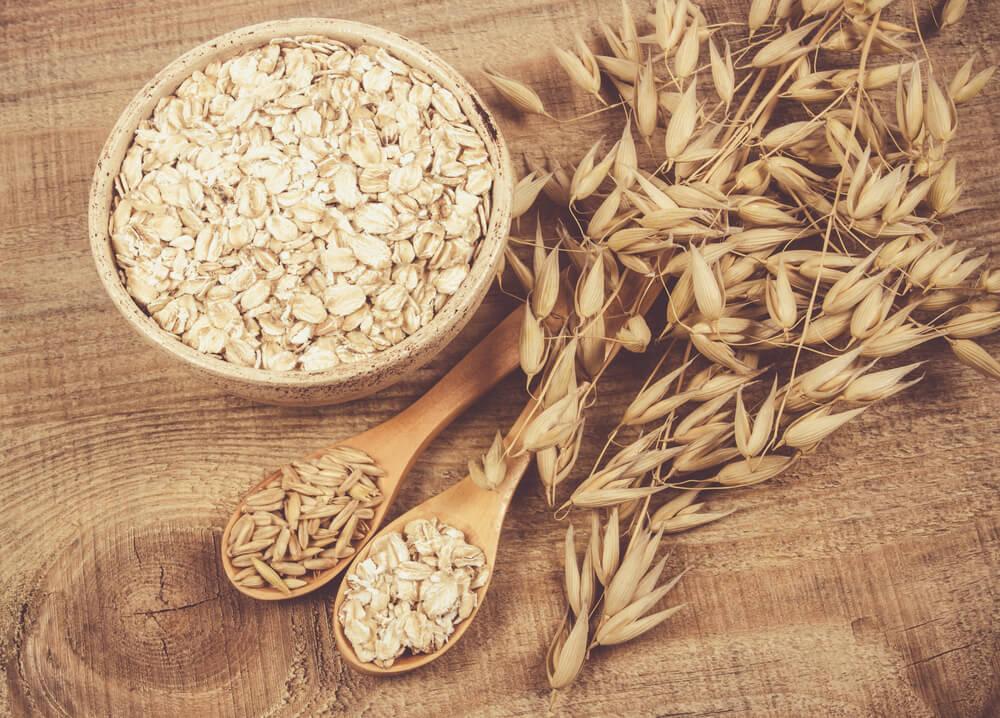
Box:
[480,0,1000,693]
[483,68,550,117]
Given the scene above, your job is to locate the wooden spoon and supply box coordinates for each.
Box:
[221,306,524,600]
[332,274,664,674]
[332,398,537,675]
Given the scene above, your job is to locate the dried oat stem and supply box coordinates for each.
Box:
[486,0,999,691]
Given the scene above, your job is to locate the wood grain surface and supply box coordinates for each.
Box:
[1,1,998,716]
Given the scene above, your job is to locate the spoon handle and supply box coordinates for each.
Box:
[363,305,524,477]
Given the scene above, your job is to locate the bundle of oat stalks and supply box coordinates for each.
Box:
[476,0,996,690]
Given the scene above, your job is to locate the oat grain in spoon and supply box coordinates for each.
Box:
[220,307,524,600]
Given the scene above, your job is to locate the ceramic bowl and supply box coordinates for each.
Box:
[88,18,512,405]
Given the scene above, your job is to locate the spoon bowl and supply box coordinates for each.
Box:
[332,456,528,675]
[220,430,401,601]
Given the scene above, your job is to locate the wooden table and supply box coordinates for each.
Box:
[2,1,998,715]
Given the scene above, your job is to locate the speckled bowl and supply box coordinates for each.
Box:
[88,18,512,406]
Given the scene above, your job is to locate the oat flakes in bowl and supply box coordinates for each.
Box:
[89,19,512,405]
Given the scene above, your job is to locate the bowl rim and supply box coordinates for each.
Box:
[88,18,512,389]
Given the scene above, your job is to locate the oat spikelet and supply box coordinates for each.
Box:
[653,0,673,51]
[667,0,690,52]
[909,243,956,286]
[796,350,861,400]
[691,331,755,374]
[483,67,551,117]
[597,54,640,84]
[523,386,584,452]
[845,143,872,215]
[622,362,692,425]
[709,38,735,107]
[850,283,886,340]
[825,265,886,316]
[547,611,589,689]
[587,187,623,239]
[800,312,852,346]
[950,339,1000,380]
[657,506,735,534]
[542,157,575,206]
[766,259,797,331]
[925,74,957,142]
[619,0,640,62]
[614,118,638,188]
[940,0,968,28]
[571,140,618,202]
[856,165,909,221]
[476,431,508,489]
[674,20,700,80]
[762,120,816,149]
[593,573,686,646]
[546,338,580,406]
[572,485,667,509]
[536,446,557,497]
[583,511,619,592]
[689,243,724,321]
[753,20,822,68]
[554,35,603,100]
[952,65,996,104]
[739,377,778,457]
[783,407,867,450]
[748,0,772,35]
[504,245,534,294]
[636,55,658,141]
[674,389,734,440]
[600,18,630,62]
[603,523,659,617]
[833,64,904,91]
[531,242,560,320]
[617,314,652,352]
[944,311,1000,339]
[512,171,553,219]
[564,524,582,615]
[928,158,962,214]
[665,75,699,161]
[651,488,702,528]
[898,62,923,143]
[634,555,671,600]
[949,55,977,99]
[715,454,798,487]
[842,362,923,402]
[569,140,601,198]
[576,254,607,319]
[883,175,933,224]
[862,322,933,357]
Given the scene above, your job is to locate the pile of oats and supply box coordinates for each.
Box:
[227,445,384,595]
[109,37,494,371]
[339,518,488,667]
